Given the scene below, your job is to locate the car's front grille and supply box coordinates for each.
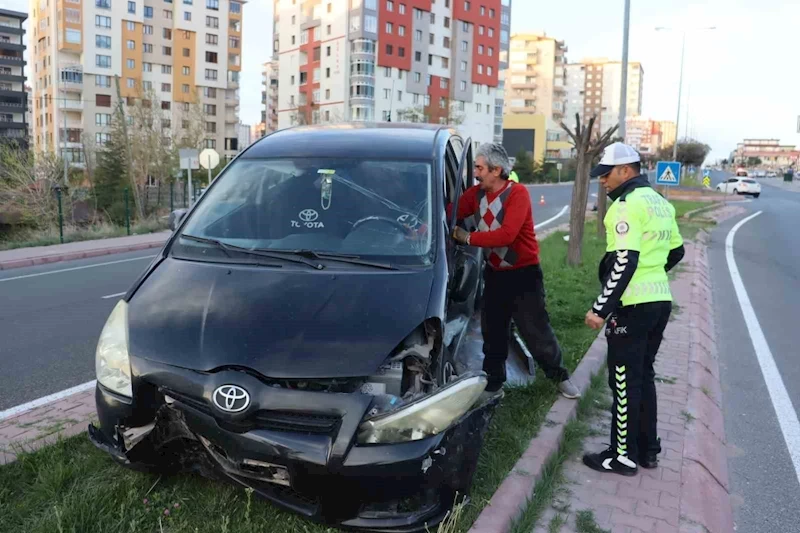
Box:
[162,388,341,436]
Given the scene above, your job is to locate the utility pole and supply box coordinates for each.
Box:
[618,0,631,141]
[673,32,686,162]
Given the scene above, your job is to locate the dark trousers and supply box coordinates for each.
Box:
[606,301,672,462]
[480,264,569,392]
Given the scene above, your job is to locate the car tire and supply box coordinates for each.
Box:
[754,193,760,198]
[733,189,739,195]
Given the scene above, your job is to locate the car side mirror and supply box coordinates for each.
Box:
[169,208,188,231]
[451,255,479,303]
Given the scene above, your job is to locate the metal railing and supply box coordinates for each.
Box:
[0,55,22,62]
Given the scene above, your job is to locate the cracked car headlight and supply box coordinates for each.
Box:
[357,374,487,444]
[95,300,132,398]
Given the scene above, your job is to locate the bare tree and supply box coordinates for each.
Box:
[397,101,465,126]
[177,90,209,152]
[0,146,63,227]
[559,113,619,265]
[80,131,100,221]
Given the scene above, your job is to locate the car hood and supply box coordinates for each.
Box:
[127,257,435,378]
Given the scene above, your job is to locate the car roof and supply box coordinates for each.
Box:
[241,123,454,161]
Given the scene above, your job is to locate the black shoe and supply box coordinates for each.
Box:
[638,453,658,469]
[638,437,661,469]
[583,447,638,477]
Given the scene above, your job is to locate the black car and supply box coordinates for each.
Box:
[88,124,501,532]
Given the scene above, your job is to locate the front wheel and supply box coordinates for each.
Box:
[733,189,739,195]
[753,193,760,198]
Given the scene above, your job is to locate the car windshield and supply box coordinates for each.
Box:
[743,179,757,184]
[174,158,434,266]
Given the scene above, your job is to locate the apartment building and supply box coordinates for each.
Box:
[261,59,278,133]
[0,9,29,149]
[502,33,567,129]
[625,117,676,155]
[28,0,245,164]
[733,139,799,169]
[271,0,511,149]
[564,58,643,135]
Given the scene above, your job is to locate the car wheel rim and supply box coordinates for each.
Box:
[443,361,457,384]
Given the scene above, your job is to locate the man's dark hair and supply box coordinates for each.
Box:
[626,161,641,175]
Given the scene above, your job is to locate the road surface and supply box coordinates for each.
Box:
[708,179,800,532]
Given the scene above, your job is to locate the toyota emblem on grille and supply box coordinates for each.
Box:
[212,385,250,413]
[299,209,319,222]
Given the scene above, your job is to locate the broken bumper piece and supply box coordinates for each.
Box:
[88,359,500,532]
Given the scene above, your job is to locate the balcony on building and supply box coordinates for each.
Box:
[0,50,24,67]
[59,127,83,148]
[0,93,23,113]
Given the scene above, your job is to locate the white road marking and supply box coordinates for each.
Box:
[0,380,96,422]
[726,211,800,486]
[0,255,156,283]
[102,292,127,299]
[535,205,569,230]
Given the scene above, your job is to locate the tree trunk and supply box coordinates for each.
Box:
[567,155,591,265]
[596,185,607,239]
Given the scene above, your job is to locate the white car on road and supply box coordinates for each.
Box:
[716,176,761,198]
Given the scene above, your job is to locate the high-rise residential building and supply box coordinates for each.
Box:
[0,9,29,149]
[564,58,643,135]
[625,117,675,155]
[28,0,245,164]
[502,33,567,129]
[272,0,510,149]
[261,59,278,134]
[658,120,676,149]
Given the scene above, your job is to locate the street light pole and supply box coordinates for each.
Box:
[618,0,631,140]
[673,31,686,162]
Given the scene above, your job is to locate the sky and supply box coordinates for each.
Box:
[8,0,798,161]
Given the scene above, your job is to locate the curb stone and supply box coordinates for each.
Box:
[0,233,170,271]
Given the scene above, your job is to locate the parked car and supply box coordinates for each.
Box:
[88,123,500,532]
[716,175,762,197]
[766,171,778,177]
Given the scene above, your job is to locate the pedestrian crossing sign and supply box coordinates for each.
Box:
[656,161,681,186]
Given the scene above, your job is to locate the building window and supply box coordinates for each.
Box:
[487,66,493,76]
[415,51,421,62]
[385,22,393,34]
[96,94,112,107]
[164,9,172,18]
[161,83,171,92]
[163,46,172,56]
[95,0,110,8]
[229,36,240,48]
[161,65,172,74]
[386,44,393,55]
[143,5,153,17]
[182,66,190,75]
[143,62,152,72]
[460,80,466,91]
[230,1,241,13]
[477,64,483,74]
[206,34,218,45]
[488,47,493,57]
[205,69,218,80]
[461,40,468,52]
[96,55,111,68]
[206,16,218,28]
[206,52,218,63]
[181,48,190,57]
[126,40,135,49]
[163,28,172,39]
[443,36,450,48]
[204,104,216,115]
[95,15,112,29]
[398,25,405,36]
[204,87,216,97]
[440,78,448,89]
[464,1,470,10]
[386,0,393,10]
[126,78,136,88]
[95,113,111,125]
[478,25,484,35]
[478,44,483,54]
[488,27,494,37]
[96,133,111,145]
[128,1,136,13]
[126,59,135,69]
[414,72,421,82]
[182,84,190,93]
[65,29,81,43]
[143,25,153,34]
[96,75,111,87]
[441,57,448,68]
[206,122,216,133]
[206,0,219,9]
[325,88,330,99]
[398,47,405,57]
[65,8,81,22]
[184,11,191,20]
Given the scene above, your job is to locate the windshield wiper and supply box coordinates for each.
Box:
[179,234,324,270]
[291,250,398,270]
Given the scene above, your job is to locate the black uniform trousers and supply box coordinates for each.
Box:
[605,301,672,462]
[480,264,570,392]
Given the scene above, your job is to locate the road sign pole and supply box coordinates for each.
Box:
[187,165,193,205]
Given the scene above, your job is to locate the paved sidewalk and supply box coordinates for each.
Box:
[0,231,171,271]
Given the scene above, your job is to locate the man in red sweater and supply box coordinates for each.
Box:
[452,144,580,399]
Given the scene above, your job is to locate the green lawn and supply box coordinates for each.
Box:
[0,218,169,251]
[0,225,610,533]
[670,200,712,219]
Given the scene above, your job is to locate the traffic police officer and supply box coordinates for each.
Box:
[582,143,685,476]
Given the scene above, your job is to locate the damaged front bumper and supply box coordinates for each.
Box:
[89,358,499,532]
